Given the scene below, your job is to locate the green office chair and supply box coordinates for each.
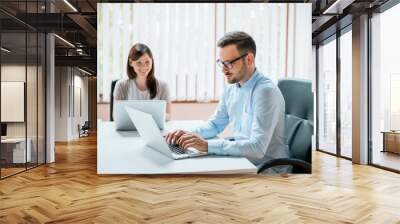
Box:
[110,79,119,121]
[257,78,313,174]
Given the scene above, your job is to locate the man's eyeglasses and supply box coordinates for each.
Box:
[216,53,248,70]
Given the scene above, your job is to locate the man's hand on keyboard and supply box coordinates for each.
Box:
[165,129,189,145]
[177,133,208,152]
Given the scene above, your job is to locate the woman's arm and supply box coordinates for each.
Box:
[113,80,126,101]
[159,80,172,121]
[166,102,172,121]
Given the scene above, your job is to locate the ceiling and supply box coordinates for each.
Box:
[1,0,97,74]
[311,0,391,44]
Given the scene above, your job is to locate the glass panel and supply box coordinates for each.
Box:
[1,30,27,177]
[371,4,400,171]
[340,30,352,158]
[27,0,39,169]
[38,32,45,165]
[0,1,46,178]
[27,31,38,169]
[318,38,337,154]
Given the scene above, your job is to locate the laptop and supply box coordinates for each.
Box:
[114,100,166,131]
[125,107,207,159]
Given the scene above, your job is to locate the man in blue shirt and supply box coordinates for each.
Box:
[165,31,290,173]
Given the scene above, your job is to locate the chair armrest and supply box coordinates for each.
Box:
[257,158,311,174]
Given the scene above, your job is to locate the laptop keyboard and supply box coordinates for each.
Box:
[168,144,186,154]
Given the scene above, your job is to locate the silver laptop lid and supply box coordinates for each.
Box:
[125,107,174,158]
[114,100,166,131]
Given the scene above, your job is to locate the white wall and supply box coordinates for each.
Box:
[1,65,42,137]
[55,67,68,141]
[1,65,27,141]
[72,73,89,138]
[54,67,89,141]
[1,66,26,132]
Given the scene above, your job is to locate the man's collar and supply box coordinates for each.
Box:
[236,68,260,89]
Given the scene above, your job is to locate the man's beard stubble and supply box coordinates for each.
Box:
[226,62,246,84]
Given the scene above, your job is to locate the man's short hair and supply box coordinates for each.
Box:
[217,31,256,57]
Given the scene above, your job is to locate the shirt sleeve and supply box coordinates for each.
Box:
[159,81,171,102]
[113,79,126,101]
[190,89,230,139]
[207,86,284,161]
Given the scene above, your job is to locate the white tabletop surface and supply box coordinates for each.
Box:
[1,138,28,143]
[97,120,257,175]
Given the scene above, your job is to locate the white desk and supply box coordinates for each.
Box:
[97,120,257,175]
[1,138,31,163]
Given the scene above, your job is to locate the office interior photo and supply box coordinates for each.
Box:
[1,0,400,223]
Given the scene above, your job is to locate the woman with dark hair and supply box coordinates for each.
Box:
[114,43,171,120]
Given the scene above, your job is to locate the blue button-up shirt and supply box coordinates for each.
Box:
[192,69,289,167]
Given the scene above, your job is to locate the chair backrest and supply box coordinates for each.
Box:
[110,80,119,121]
[278,78,313,163]
[82,121,90,129]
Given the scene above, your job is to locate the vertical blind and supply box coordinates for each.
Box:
[98,3,311,102]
